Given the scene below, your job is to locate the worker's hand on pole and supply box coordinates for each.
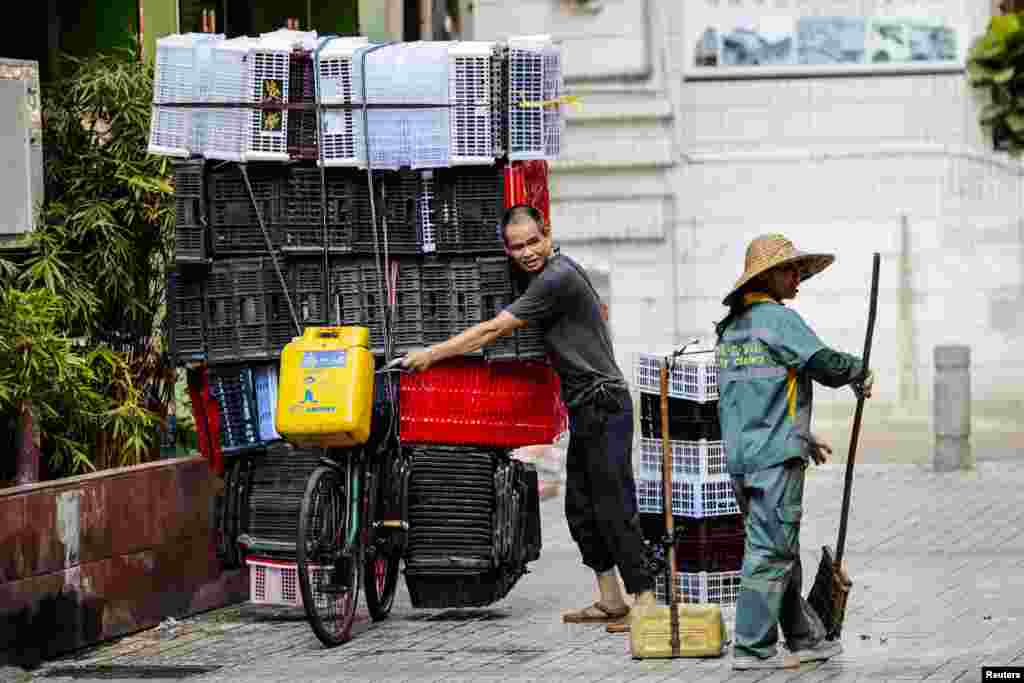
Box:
[807,433,833,465]
[853,369,874,400]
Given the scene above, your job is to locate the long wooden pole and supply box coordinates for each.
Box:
[660,360,680,657]
[834,252,880,565]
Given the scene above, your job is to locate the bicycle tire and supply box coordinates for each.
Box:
[362,457,401,622]
[364,546,401,621]
[297,464,361,647]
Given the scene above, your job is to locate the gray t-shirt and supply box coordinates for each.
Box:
[505,254,625,408]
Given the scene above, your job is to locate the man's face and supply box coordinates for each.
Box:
[504,218,553,273]
[764,264,801,301]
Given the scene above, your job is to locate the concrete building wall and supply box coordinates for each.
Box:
[471,0,1024,414]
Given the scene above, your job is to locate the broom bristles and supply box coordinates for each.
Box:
[807,545,853,640]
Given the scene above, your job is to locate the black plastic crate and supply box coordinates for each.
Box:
[639,393,721,441]
[173,160,208,263]
[405,568,518,609]
[286,51,317,161]
[245,442,324,552]
[208,365,261,451]
[281,167,371,253]
[353,170,422,254]
[431,165,505,254]
[420,257,482,346]
[329,257,422,354]
[208,164,284,256]
[287,256,327,325]
[262,256,328,356]
[638,513,746,572]
[167,268,206,365]
[206,258,284,364]
[406,444,498,571]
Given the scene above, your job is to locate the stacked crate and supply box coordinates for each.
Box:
[159,31,567,606]
[630,351,744,614]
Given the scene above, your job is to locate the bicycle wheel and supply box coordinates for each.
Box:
[363,450,407,621]
[297,464,361,647]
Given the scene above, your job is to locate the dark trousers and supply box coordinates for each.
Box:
[565,387,653,595]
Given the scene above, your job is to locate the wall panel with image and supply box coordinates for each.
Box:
[686,5,965,79]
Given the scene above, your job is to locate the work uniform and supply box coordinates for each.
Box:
[717,293,863,659]
[507,253,653,595]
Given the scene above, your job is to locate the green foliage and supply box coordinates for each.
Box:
[1,42,174,479]
[968,14,1024,154]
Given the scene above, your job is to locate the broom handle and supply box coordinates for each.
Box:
[834,253,880,567]
[661,360,681,656]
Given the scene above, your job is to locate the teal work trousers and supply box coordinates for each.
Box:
[731,458,826,659]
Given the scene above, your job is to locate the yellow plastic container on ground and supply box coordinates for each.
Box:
[629,603,727,659]
[275,326,375,448]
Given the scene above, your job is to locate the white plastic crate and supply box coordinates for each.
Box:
[655,570,742,607]
[260,29,319,49]
[247,557,333,608]
[253,364,281,442]
[246,37,292,162]
[507,35,562,161]
[639,438,726,479]
[632,351,719,402]
[541,46,563,159]
[364,42,451,169]
[205,37,260,162]
[448,41,496,166]
[149,33,224,157]
[636,474,738,518]
[316,38,370,167]
[419,170,437,253]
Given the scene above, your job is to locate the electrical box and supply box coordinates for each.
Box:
[0,58,43,238]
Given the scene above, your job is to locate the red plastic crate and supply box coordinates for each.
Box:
[400,357,565,448]
[503,160,550,227]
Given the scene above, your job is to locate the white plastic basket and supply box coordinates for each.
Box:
[149,33,224,157]
[639,438,726,479]
[632,352,719,403]
[247,557,332,608]
[636,474,738,518]
[316,38,370,168]
[448,41,497,166]
[205,37,260,162]
[246,37,292,162]
[655,570,742,607]
[507,35,563,161]
[260,29,319,50]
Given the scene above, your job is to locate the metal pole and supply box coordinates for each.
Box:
[933,345,971,472]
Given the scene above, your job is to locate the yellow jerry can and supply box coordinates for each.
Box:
[276,326,375,448]
[629,603,727,659]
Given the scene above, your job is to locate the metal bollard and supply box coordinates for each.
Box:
[934,345,971,472]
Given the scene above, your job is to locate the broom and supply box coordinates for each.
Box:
[806,252,880,640]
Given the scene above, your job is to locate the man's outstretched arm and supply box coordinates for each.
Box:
[402,311,527,372]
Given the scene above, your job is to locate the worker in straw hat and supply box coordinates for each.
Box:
[715,234,874,670]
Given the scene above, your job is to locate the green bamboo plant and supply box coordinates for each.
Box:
[968,13,1024,154]
[1,42,178,483]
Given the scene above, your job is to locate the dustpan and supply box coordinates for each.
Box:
[629,355,726,659]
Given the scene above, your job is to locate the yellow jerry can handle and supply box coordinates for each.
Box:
[300,326,370,348]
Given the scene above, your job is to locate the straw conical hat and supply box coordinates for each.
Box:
[723,234,834,305]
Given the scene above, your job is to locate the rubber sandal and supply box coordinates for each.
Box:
[561,601,630,624]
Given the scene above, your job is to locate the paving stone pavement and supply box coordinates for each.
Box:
[15,452,1024,683]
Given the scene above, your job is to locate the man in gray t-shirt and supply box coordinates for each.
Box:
[403,205,655,624]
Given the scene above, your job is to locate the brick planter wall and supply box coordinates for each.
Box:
[0,456,246,668]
